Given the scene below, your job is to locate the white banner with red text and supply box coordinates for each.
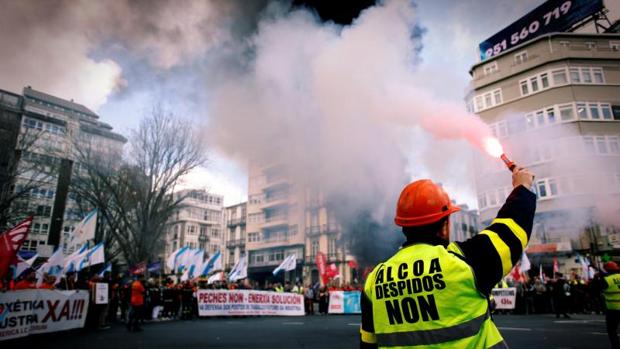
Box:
[197,289,304,316]
[0,289,89,341]
[328,291,361,314]
[491,287,517,310]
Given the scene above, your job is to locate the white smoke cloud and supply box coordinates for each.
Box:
[207,0,496,227]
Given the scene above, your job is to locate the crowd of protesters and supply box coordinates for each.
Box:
[495,272,606,317]
[1,266,365,332]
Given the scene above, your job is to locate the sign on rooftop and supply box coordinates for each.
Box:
[479,0,604,61]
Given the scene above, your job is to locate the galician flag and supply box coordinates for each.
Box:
[166,246,188,271]
[228,255,247,281]
[71,209,97,246]
[272,254,296,275]
[64,244,88,273]
[200,251,222,277]
[15,253,38,278]
[98,262,112,277]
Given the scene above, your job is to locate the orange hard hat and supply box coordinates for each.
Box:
[605,261,619,272]
[395,179,461,227]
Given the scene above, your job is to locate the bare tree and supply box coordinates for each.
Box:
[0,110,61,229]
[74,107,206,265]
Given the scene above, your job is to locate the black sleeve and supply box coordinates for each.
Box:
[360,291,378,349]
[457,185,537,295]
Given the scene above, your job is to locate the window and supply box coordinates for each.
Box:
[530,77,539,92]
[610,41,620,51]
[570,68,580,83]
[552,69,567,85]
[583,137,595,154]
[520,81,529,96]
[328,238,336,255]
[589,103,600,119]
[473,89,502,111]
[541,73,549,88]
[577,103,587,120]
[525,114,535,129]
[609,136,620,154]
[592,68,604,83]
[493,90,502,105]
[488,191,497,207]
[548,179,558,196]
[478,194,487,210]
[559,40,571,48]
[537,181,548,198]
[514,51,528,64]
[536,111,545,126]
[602,104,613,120]
[585,41,596,50]
[597,136,608,154]
[547,108,556,124]
[248,232,259,242]
[582,69,592,83]
[311,239,319,257]
[483,62,498,75]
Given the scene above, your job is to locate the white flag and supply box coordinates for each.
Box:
[200,251,221,276]
[180,266,190,282]
[208,272,225,284]
[188,249,204,278]
[64,244,89,273]
[72,209,97,246]
[228,255,247,281]
[166,246,188,271]
[272,254,296,275]
[85,243,105,267]
[41,248,65,275]
[520,252,531,272]
[15,254,38,278]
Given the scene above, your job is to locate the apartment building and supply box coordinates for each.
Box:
[0,86,126,257]
[469,31,620,273]
[224,201,246,270]
[246,162,354,286]
[449,203,480,243]
[164,189,225,270]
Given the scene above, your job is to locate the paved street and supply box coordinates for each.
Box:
[5,314,610,349]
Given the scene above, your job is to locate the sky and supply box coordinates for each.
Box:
[1,0,618,207]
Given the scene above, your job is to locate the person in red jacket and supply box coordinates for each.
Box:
[127,275,146,332]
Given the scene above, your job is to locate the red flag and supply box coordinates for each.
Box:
[129,261,147,275]
[0,217,33,279]
[348,259,358,270]
[510,264,522,282]
[326,263,340,280]
[315,252,327,285]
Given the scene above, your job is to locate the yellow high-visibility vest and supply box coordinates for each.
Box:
[361,243,506,349]
[604,274,620,311]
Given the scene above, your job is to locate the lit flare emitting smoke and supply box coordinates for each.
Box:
[483,137,516,172]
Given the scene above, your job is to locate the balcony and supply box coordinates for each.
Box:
[226,239,245,248]
[262,214,288,229]
[227,217,246,227]
[306,225,321,237]
[260,193,289,210]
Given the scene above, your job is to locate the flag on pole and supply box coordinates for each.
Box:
[166,246,188,272]
[129,261,147,275]
[177,248,195,273]
[64,244,88,273]
[520,252,531,272]
[272,254,296,275]
[147,261,162,274]
[0,216,33,279]
[180,266,190,282]
[188,249,204,279]
[71,209,97,246]
[15,253,38,278]
[229,255,247,281]
[84,242,105,267]
[98,262,112,277]
[200,251,222,277]
[208,271,225,284]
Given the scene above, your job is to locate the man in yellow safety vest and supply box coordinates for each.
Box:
[360,166,535,348]
[602,261,620,349]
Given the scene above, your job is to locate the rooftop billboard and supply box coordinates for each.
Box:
[479,0,604,61]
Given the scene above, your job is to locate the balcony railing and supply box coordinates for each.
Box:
[226,239,245,248]
[227,217,246,227]
[264,215,288,224]
[305,224,340,236]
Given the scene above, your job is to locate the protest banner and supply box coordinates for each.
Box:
[94,283,109,304]
[491,287,517,310]
[197,289,304,316]
[0,289,89,341]
[328,291,361,314]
